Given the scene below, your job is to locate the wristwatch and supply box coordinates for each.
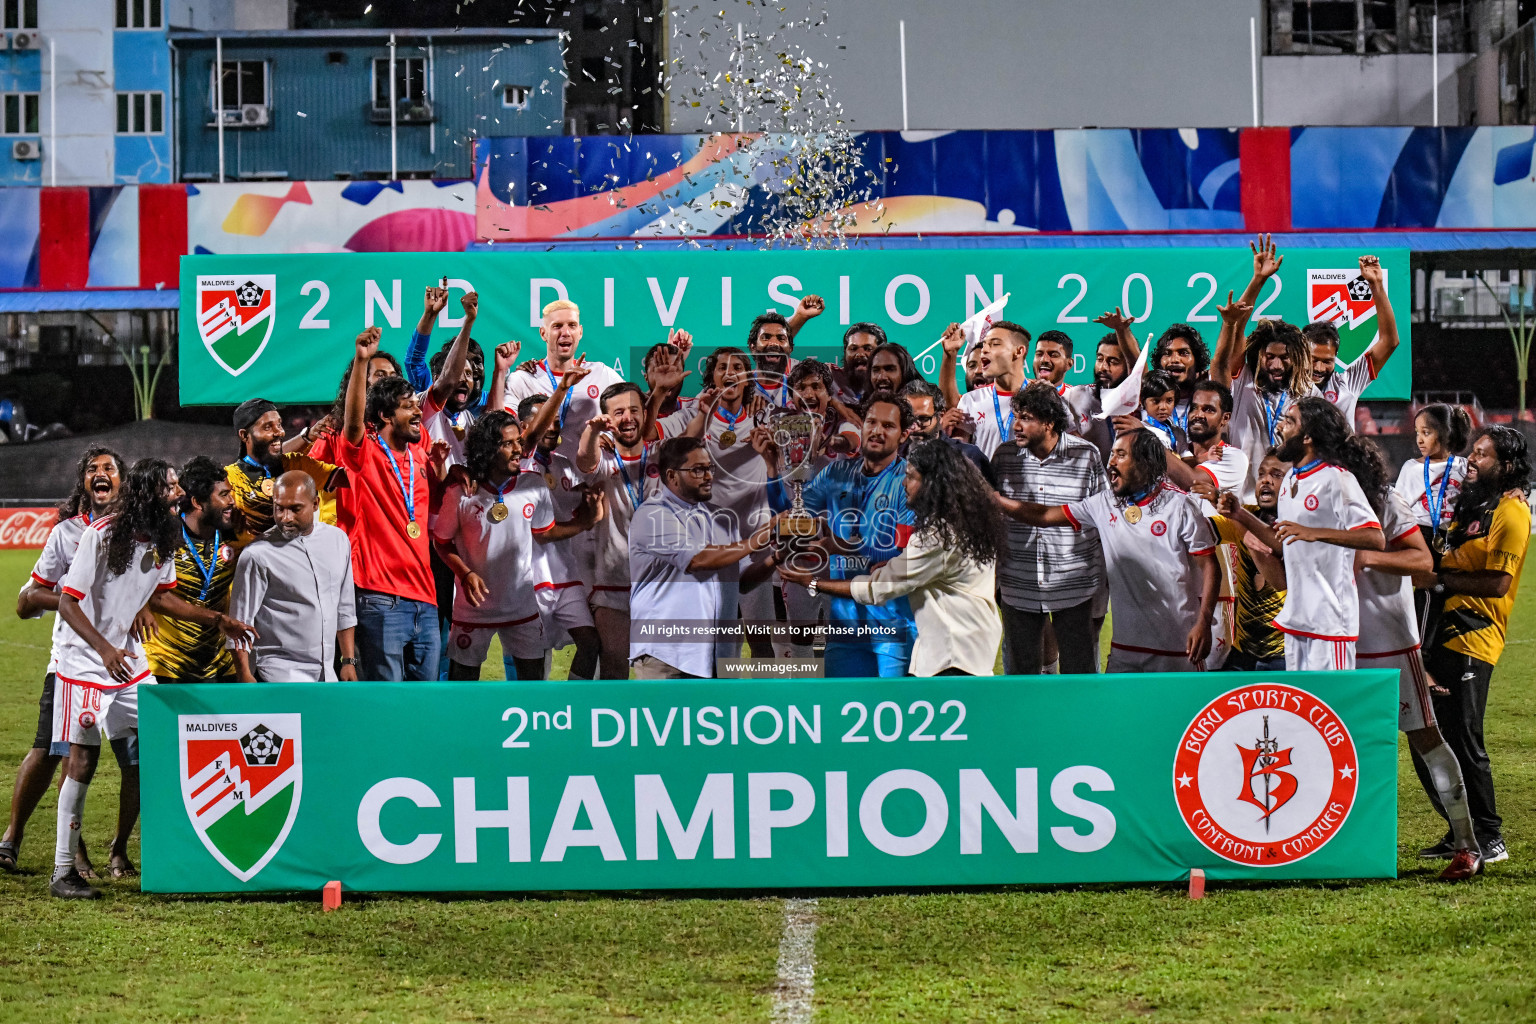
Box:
[339,657,360,667]
[808,578,819,597]
[1432,574,1446,595]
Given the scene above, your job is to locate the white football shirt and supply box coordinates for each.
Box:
[519,452,589,589]
[658,403,774,538]
[1317,351,1376,430]
[1356,488,1422,656]
[1064,483,1216,657]
[585,442,664,598]
[957,383,1021,459]
[432,478,554,626]
[1192,441,1251,517]
[24,513,92,672]
[1228,365,1318,503]
[503,358,626,463]
[1272,462,1380,642]
[1393,456,1466,531]
[55,518,176,689]
[419,391,476,469]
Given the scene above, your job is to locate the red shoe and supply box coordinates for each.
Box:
[1439,848,1485,881]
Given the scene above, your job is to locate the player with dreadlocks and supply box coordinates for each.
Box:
[48,459,251,898]
[3,445,126,876]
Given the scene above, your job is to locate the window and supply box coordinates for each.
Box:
[502,84,530,109]
[3,0,36,30]
[209,60,269,111]
[116,91,164,134]
[114,0,162,29]
[372,56,427,112]
[0,92,38,135]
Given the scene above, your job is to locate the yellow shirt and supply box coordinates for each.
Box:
[1214,513,1286,661]
[144,528,236,681]
[225,454,340,545]
[1440,495,1530,666]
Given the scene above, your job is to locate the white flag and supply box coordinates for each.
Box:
[1094,335,1152,419]
[961,292,1010,358]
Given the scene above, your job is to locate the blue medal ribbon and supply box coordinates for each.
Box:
[241,456,273,488]
[1425,456,1455,529]
[373,433,417,523]
[1261,391,1288,446]
[180,522,220,603]
[542,359,576,430]
[617,444,650,510]
[1170,398,1190,434]
[714,403,746,440]
[990,385,1014,442]
[1144,416,1177,449]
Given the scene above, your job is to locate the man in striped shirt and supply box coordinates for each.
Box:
[989,382,1108,674]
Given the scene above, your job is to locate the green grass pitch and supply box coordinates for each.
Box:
[0,548,1533,1021]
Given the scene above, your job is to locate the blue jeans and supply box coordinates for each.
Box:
[355,590,441,682]
[824,640,913,678]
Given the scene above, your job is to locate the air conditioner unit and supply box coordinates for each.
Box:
[11,32,40,52]
[12,139,40,161]
[240,103,269,127]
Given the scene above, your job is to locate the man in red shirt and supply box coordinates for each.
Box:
[338,326,439,680]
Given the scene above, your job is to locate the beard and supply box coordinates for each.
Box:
[1455,474,1503,524]
[1275,434,1306,463]
[249,440,283,472]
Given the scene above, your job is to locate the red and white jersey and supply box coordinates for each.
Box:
[1273,461,1379,642]
[432,478,554,626]
[1357,488,1422,656]
[658,403,773,537]
[1393,456,1466,531]
[957,383,1021,459]
[55,518,176,689]
[1064,482,1215,657]
[24,513,93,672]
[1191,442,1251,516]
[419,391,476,469]
[1228,366,1318,503]
[502,358,625,462]
[519,452,588,589]
[585,442,664,597]
[1317,351,1376,430]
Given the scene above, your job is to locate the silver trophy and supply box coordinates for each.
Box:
[769,407,823,552]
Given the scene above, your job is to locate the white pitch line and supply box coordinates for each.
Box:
[771,897,819,1024]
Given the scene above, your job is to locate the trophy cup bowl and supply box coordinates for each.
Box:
[768,408,826,578]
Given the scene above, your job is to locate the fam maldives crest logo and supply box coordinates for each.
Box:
[1173,684,1358,866]
[1307,268,1384,332]
[180,714,301,882]
[197,275,276,377]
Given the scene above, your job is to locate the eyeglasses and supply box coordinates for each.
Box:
[678,465,715,477]
[911,414,938,425]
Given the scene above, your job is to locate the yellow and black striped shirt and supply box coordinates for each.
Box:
[1215,513,1286,661]
[225,454,340,546]
[144,528,236,681]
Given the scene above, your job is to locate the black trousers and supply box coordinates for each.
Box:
[999,598,1097,676]
[1410,643,1502,841]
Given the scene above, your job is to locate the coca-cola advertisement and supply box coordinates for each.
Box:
[0,508,58,549]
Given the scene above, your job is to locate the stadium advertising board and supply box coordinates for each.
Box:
[140,672,1397,893]
[178,248,1411,405]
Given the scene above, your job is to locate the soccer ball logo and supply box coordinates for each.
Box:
[239,725,285,767]
[1346,276,1373,302]
[235,281,266,307]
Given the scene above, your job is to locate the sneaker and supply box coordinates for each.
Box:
[1438,848,1485,881]
[49,867,101,900]
[1481,837,1509,864]
[1418,832,1456,859]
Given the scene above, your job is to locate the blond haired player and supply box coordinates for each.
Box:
[502,298,625,464]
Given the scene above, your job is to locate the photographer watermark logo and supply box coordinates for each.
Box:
[1174,684,1358,866]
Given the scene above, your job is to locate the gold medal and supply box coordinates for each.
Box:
[544,472,556,489]
[1290,482,1298,498]
[1124,505,1142,525]
[719,430,737,447]
[406,522,422,539]
[488,501,509,523]
[260,478,274,497]
[452,423,466,440]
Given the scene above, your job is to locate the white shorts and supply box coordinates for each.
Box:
[1205,600,1234,671]
[448,616,545,666]
[1090,582,1110,620]
[1358,646,1437,732]
[53,678,146,748]
[1284,633,1355,671]
[537,583,593,645]
[1106,645,1194,674]
[589,584,629,613]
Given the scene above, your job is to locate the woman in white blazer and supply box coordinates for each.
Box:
[783,438,1006,675]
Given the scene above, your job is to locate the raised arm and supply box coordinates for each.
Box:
[641,355,690,443]
[522,354,591,443]
[426,291,478,408]
[406,284,449,391]
[937,322,964,410]
[786,294,824,341]
[1212,291,1255,384]
[343,326,383,446]
[576,414,611,475]
[1093,308,1141,364]
[1357,255,1400,375]
[486,340,519,417]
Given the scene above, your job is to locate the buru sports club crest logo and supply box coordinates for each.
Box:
[197,275,277,377]
[180,714,302,881]
[1173,684,1359,866]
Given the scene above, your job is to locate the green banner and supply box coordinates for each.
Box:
[140,672,1397,893]
[178,248,1411,405]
